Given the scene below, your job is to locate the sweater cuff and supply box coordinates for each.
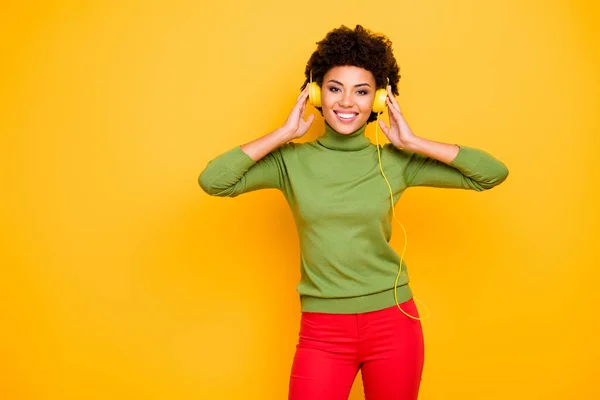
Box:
[449,145,482,173]
[225,145,257,171]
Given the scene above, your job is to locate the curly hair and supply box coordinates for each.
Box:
[302,25,401,123]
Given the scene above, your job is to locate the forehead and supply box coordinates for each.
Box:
[323,66,375,84]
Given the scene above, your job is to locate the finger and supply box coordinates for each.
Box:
[300,88,310,105]
[297,84,309,101]
[300,100,306,116]
[387,98,404,119]
[294,90,309,113]
[386,86,401,111]
[386,97,399,115]
[386,101,402,130]
[297,114,314,136]
[378,119,389,135]
[391,94,402,113]
[387,93,399,112]
[304,113,315,126]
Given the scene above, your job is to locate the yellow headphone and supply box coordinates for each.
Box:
[307,70,429,321]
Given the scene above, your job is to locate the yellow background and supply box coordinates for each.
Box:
[2,1,599,399]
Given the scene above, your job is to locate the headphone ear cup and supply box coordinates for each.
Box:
[308,82,321,107]
[372,88,388,113]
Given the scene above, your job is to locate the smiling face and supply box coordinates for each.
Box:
[321,65,376,134]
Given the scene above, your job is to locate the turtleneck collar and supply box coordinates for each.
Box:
[316,120,371,151]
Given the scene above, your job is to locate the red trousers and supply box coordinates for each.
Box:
[288,299,425,400]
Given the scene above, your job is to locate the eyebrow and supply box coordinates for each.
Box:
[327,79,372,88]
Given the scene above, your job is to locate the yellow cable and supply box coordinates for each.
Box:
[375,113,429,321]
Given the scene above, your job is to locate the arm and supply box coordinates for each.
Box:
[388,142,509,191]
[404,136,459,164]
[198,85,314,197]
[198,128,294,197]
[240,127,294,162]
[379,86,509,190]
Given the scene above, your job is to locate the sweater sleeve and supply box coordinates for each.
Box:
[387,144,509,191]
[198,144,289,197]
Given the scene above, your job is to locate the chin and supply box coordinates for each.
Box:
[325,112,368,134]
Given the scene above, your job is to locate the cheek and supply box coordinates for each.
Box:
[359,97,375,113]
[321,92,335,110]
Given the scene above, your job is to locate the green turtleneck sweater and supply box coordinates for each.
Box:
[198,121,509,314]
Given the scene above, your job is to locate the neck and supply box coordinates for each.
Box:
[316,120,371,151]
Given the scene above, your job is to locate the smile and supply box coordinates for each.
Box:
[334,111,358,123]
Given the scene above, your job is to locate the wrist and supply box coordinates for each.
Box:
[401,135,424,153]
[274,127,296,143]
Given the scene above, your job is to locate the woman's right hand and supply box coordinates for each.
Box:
[281,84,315,139]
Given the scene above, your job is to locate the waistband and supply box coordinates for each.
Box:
[300,284,413,314]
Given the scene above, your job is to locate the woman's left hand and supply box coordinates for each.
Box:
[378,86,418,150]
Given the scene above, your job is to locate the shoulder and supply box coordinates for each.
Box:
[378,143,415,164]
[278,140,319,156]
[262,141,314,165]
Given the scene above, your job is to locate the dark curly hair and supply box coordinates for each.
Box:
[302,25,401,123]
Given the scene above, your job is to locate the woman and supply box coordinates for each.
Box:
[198,25,508,400]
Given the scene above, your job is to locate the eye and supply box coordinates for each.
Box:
[328,86,340,93]
[357,90,369,95]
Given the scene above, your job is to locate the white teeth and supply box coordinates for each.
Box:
[337,113,356,119]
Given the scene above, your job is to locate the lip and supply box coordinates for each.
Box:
[334,110,359,123]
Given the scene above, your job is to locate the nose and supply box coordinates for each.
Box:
[339,91,354,107]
